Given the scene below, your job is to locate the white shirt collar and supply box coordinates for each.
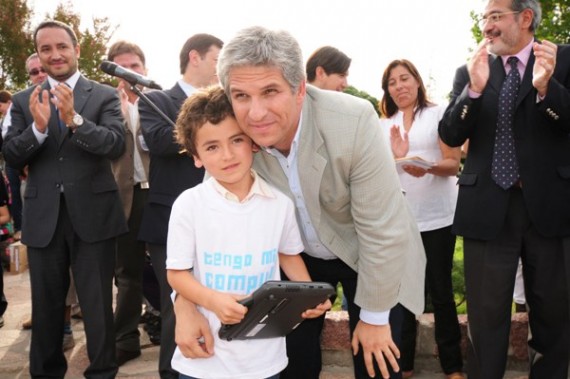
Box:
[177,80,197,97]
[47,70,81,89]
[212,169,276,203]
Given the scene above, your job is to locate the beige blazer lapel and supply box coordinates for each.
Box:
[254,152,290,195]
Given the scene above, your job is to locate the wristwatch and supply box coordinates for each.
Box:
[71,113,84,129]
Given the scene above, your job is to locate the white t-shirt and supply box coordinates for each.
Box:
[380,105,458,232]
[167,176,304,379]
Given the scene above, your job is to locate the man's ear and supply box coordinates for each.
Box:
[315,66,327,80]
[521,8,534,30]
[296,80,307,105]
[189,50,201,66]
[193,155,204,168]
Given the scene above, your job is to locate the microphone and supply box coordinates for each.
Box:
[99,61,162,90]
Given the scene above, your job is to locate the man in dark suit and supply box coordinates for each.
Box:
[438,1,570,378]
[2,20,127,378]
[138,33,222,379]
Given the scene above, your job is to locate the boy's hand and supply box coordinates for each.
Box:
[302,299,332,319]
[208,293,248,324]
[174,296,214,358]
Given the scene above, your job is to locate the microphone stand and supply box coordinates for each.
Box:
[129,83,176,128]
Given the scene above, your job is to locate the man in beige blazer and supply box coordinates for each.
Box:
[107,41,151,366]
[174,26,425,379]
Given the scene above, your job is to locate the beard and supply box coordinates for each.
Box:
[486,26,521,56]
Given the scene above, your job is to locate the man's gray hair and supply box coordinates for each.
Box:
[512,0,542,31]
[217,26,305,96]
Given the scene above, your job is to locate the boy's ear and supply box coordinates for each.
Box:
[252,142,260,153]
[193,155,204,168]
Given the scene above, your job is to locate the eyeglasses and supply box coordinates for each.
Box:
[28,67,46,76]
[478,11,520,29]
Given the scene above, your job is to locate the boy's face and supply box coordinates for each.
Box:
[193,117,256,195]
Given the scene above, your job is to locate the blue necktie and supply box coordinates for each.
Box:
[55,82,70,133]
[491,56,520,189]
[56,108,65,133]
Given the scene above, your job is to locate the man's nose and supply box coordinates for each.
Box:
[248,97,267,120]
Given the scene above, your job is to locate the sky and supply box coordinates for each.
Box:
[30,0,485,103]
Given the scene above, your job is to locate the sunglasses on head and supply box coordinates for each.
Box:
[28,67,46,76]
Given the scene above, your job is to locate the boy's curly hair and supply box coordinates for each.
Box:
[175,85,235,157]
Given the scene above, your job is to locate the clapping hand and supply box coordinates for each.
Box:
[532,40,557,97]
[467,38,490,94]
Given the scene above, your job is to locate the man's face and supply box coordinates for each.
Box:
[35,26,79,82]
[196,46,221,87]
[482,0,529,56]
[317,70,349,92]
[228,65,305,154]
[26,57,47,85]
[0,101,11,116]
[112,52,147,93]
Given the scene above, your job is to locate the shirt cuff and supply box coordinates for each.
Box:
[359,309,390,325]
[33,122,48,144]
[468,88,482,99]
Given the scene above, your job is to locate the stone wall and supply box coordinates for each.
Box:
[321,311,530,373]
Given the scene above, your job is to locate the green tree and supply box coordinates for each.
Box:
[0,0,34,90]
[471,0,570,44]
[343,85,382,117]
[0,0,116,91]
[536,0,570,43]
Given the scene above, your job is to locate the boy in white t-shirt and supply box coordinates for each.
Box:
[166,86,331,379]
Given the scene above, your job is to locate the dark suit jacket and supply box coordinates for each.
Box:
[438,45,570,240]
[138,83,204,245]
[2,76,128,247]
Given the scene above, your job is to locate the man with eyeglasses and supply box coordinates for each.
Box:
[439,0,570,378]
[26,53,48,86]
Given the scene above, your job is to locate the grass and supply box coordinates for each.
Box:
[453,237,467,314]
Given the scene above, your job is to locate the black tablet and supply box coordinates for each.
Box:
[218,280,335,341]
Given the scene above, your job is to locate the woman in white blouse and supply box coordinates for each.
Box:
[379,59,464,379]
